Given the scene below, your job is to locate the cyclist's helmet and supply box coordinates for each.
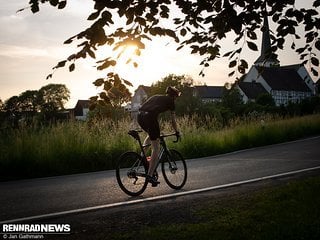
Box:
[166,86,181,97]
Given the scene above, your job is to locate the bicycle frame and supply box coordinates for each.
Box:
[127,130,177,174]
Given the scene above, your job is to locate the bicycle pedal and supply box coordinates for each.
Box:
[146,175,160,187]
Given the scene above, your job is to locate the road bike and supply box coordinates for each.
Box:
[116,130,187,196]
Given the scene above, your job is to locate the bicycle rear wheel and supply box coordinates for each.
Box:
[116,152,148,196]
[161,149,187,190]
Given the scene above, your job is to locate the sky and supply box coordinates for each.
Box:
[0,0,318,108]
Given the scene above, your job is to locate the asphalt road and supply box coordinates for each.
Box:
[1,136,320,223]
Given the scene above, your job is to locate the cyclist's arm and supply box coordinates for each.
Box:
[170,111,178,133]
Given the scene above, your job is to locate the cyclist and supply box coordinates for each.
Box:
[137,86,181,186]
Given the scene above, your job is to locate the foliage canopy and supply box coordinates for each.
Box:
[23,0,320,106]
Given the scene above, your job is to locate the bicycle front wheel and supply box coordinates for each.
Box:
[161,149,187,190]
[116,152,148,196]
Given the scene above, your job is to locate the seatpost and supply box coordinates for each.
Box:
[137,136,146,157]
[128,130,146,157]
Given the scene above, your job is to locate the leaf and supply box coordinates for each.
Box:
[311,57,319,67]
[123,79,133,87]
[228,71,235,77]
[176,45,184,51]
[87,49,96,59]
[229,60,237,68]
[247,30,257,40]
[104,81,112,91]
[311,67,319,76]
[315,40,320,51]
[97,60,117,70]
[247,41,258,51]
[240,59,248,69]
[180,28,187,37]
[64,37,73,44]
[16,7,27,13]
[238,65,246,74]
[67,54,76,61]
[46,74,53,80]
[49,0,59,7]
[69,63,75,72]
[58,1,67,9]
[53,60,67,69]
[100,92,108,100]
[31,4,39,13]
[165,29,178,41]
[313,0,320,7]
[93,78,105,87]
[87,11,100,21]
[296,47,306,54]
[223,50,233,57]
[89,96,98,102]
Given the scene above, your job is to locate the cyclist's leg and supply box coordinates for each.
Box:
[146,117,160,177]
[137,112,160,186]
[142,135,151,153]
[148,138,160,176]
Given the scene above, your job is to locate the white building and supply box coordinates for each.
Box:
[237,12,315,106]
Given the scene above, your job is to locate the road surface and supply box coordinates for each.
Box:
[0,136,319,223]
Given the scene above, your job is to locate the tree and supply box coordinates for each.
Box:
[149,74,198,115]
[150,74,193,94]
[4,96,20,113]
[18,90,41,112]
[256,93,275,106]
[23,0,320,102]
[38,84,70,112]
[90,73,132,109]
[221,83,244,112]
[0,98,3,111]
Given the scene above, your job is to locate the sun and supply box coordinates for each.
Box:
[117,44,140,67]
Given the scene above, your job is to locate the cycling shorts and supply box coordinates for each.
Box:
[137,111,160,141]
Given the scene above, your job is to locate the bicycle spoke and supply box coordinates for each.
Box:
[162,150,187,190]
[116,152,148,196]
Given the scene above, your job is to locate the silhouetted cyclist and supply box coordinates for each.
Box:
[137,86,181,186]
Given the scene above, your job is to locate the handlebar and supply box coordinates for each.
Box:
[128,130,181,143]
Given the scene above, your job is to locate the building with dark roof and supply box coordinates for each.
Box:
[238,8,315,106]
[237,82,268,103]
[193,85,225,102]
[74,100,90,120]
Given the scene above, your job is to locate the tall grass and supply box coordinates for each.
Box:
[1,114,320,181]
[174,114,320,158]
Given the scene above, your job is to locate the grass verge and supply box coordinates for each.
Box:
[111,175,320,240]
[1,114,320,180]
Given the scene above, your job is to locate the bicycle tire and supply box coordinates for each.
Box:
[161,149,187,190]
[116,151,148,196]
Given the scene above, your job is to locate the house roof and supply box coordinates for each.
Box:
[280,64,302,71]
[136,85,151,95]
[238,82,268,99]
[193,86,224,99]
[75,100,90,108]
[74,100,90,116]
[258,66,311,92]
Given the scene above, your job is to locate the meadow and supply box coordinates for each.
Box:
[1,114,320,181]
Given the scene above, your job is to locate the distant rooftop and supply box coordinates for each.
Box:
[238,82,268,99]
[193,85,225,99]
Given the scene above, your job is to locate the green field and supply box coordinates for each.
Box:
[1,114,320,180]
[110,175,320,240]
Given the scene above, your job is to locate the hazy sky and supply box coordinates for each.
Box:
[0,0,317,108]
